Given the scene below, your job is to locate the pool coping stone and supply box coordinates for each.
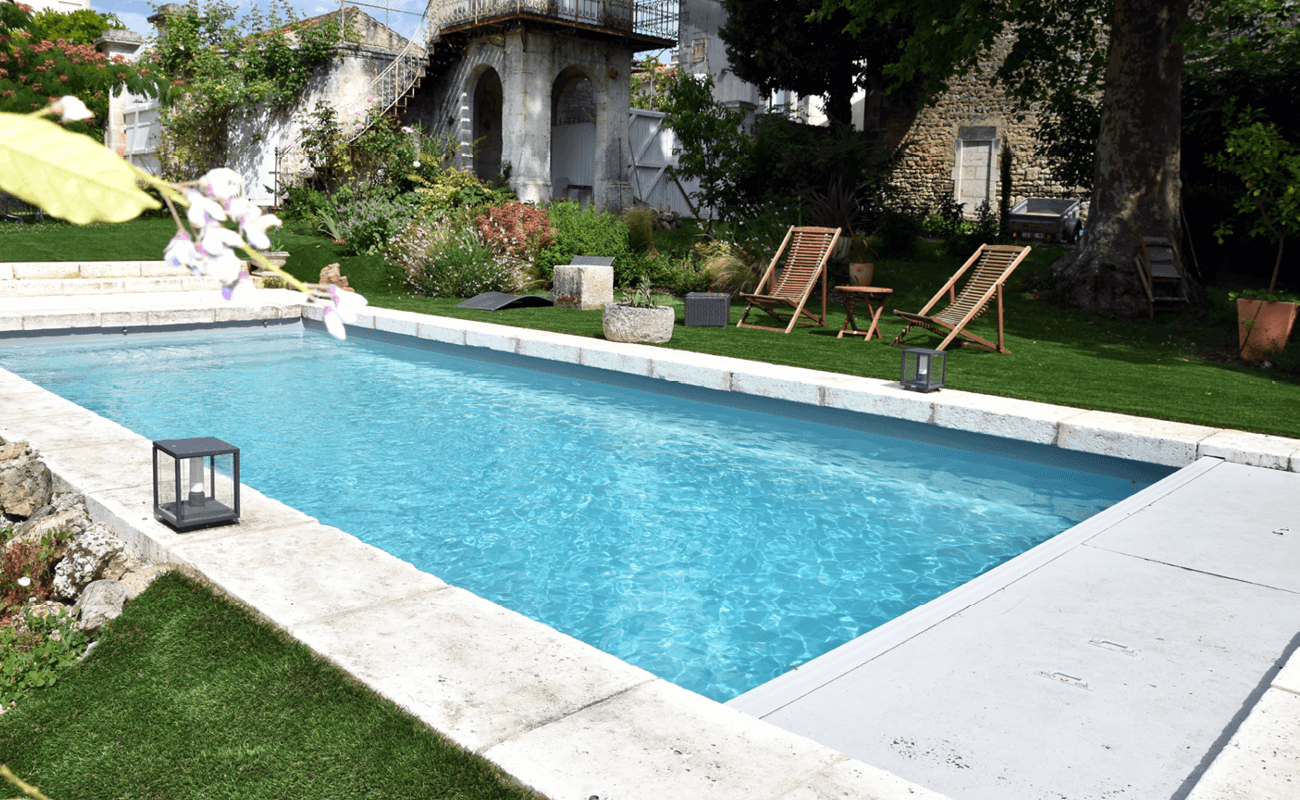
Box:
[2,289,1298,798]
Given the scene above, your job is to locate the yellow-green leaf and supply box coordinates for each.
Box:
[0,112,160,225]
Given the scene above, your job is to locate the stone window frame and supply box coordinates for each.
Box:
[952,126,1000,219]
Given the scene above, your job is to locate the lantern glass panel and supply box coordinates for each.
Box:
[900,348,946,392]
[153,437,240,531]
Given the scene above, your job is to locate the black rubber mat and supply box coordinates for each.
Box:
[454,292,554,311]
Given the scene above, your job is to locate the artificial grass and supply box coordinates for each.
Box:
[0,571,539,800]
[0,217,177,262]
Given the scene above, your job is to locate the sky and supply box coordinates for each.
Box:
[91,0,431,42]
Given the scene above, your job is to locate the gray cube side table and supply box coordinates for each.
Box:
[685,292,730,327]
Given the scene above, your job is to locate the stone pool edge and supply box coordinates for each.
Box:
[3,294,1298,799]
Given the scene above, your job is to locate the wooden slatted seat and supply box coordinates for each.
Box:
[736,226,841,333]
[890,244,1031,354]
[1134,235,1189,319]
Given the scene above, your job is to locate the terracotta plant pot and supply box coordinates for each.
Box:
[849,262,875,287]
[1237,298,1298,360]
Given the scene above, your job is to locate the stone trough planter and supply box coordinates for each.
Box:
[602,303,675,343]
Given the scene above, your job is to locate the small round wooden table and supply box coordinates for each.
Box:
[835,286,893,341]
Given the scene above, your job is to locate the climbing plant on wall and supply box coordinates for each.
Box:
[148,0,338,181]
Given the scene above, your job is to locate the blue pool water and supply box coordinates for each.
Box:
[0,325,1163,701]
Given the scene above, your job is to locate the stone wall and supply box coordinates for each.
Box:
[880,37,1087,219]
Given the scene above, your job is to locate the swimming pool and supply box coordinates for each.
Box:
[0,324,1168,701]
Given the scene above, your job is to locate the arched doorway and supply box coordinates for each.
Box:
[472,68,503,183]
[550,67,596,205]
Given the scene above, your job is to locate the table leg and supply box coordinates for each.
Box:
[862,299,886,341]
[837,296,858,339]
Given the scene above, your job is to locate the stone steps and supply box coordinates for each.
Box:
[0,262,222,297]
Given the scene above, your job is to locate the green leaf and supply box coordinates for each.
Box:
[0,112,160,225]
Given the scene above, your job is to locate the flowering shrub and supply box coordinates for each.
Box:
[0,3,161,140]
[475,201,554,260]
[536,201,635,286]
[387,217,520,297]
[336,191,417,255]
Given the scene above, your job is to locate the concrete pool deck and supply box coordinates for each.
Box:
[1,289,1298,799]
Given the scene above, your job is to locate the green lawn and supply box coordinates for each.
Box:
[4,217,1298,439]
[0,571,539,800]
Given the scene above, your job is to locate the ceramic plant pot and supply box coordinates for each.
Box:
[602,303,675,343]
[849,262,875,286]
[1237,298,1298,360]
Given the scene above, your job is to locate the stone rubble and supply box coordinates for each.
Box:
[1,441,163,634]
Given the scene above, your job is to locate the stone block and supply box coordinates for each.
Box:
[140,261,188,277]
[12,263,79,280]
[79,262,144,279]
[931,391,1085,445]
[649,350,732,391]
[1058,410,1219,466]
[578,342,652,377]
[820,376,936,424]
[774,758,951,800]
[0,263,13,279]
[515,330,582,363]
[1198,430,1300,471]
[147,308,216,326]
[1186,689,1300,800]
[465,328,519,354]
[100,309,152,328]
[552,264,613,310]
[374,310,426,337]
[23,311,99,330]
[484,679,843,800]
[63,279,126,295]
[6,280,70,298]
[0,313,21,332]
[293,587,652,754]
[416,320,466,345]
[729,363,825,405]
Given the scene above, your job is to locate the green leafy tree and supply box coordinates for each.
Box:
[148,0,338,180]
[630,55,676,112]
[1208,106,1300,294]
[661,72,755,225]
[0,3,160,140]
[720,0,912,127]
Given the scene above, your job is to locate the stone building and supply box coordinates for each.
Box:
[400,0,676,211]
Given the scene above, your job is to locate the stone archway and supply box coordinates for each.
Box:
[550,66,597,205]
[472,68,503,183]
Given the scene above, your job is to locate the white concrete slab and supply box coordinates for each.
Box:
[1085,461,1300,593]
[292,586,654,754]
[819,375,936,424]
[728,362,825,405]
[757,540,1300,800]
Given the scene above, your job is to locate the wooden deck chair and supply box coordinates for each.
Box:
[1133,235,1189,319]
[736,226,842,333]
[889,244,1031,354]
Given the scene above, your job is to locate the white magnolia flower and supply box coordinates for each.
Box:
[243,212,282,250]
[222,272,258,309]
[164,231,198,272]
[17,576,31,587]
[186,190,227,228]
[50,95,92,122]
[322,285,368,340]
[199,168,243,201]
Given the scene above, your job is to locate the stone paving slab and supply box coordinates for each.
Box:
[293,586,656,755]
[1058,409,1221,466]
[484,679,854,800]
[169,522,450,633]
[1186,686,1300,800]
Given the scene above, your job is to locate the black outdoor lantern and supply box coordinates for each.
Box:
[152,437,240,531]
[900,347,947,392]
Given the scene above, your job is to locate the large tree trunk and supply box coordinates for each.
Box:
[1048,0,1189,318]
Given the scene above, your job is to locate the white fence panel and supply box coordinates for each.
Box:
[627,108,702,218]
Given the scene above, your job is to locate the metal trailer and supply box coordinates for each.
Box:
[1008,198,1082,243]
